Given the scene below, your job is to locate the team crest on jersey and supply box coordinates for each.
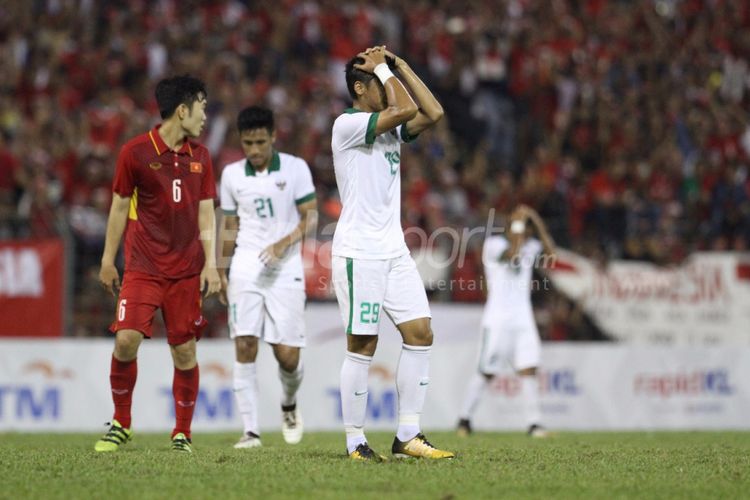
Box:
[276,181,287,191]
[190,162,202,173]
[149,162,162,170]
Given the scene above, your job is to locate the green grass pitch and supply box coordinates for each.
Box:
[1,431,748,499]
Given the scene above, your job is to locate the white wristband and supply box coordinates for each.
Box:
[373,63,395,84]
[510,220,526,235]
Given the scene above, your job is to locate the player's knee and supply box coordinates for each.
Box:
[278,356,298,373]
[404,326,433,346]
[113,330,142,360]
[235,336,258,363]
[170,340,197,369]
[347,334,378,356]
[518,367,537,377]
[275,348,300,372]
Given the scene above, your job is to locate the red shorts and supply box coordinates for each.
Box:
[110,271,207,345]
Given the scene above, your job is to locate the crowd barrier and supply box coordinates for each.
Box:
[2,304,749,432]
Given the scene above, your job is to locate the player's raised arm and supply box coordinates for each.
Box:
[385,49,444,137]
[354,46,418,136]
[501,206,529,262]
[99,193,131,295]
[525,206,557,263]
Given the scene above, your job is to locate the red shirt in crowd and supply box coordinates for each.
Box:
[112,126,216,279]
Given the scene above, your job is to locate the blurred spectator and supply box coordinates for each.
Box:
[0,0,748,340]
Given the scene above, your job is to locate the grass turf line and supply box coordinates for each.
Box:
[0,432,749,499]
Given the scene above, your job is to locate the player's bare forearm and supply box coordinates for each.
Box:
[501,207,528,262]
[99,194,130,294]
[198,199,217,269]
[289,199,318,246]
[398,63,444,122]
[218,214,239,271]
[198,199,221,296]
[375,77,418,135]
[272,199,318,251]
[357,46,417,135]
[101,194,131,265]
[529,213,557,261]
[386,51,444,135]
[216,213,238,304]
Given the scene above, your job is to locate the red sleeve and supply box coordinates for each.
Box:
[200,151,217,200]
[112,145,135,197]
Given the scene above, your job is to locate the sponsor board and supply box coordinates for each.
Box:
[2,304,750,432]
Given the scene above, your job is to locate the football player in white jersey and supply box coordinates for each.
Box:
[219,106,317,449]
[331,46,454,461]
[457,205,557,438]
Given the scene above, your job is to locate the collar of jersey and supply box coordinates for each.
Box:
[344,107,366,114]
[245,151,280,176]
[149,125,193,156]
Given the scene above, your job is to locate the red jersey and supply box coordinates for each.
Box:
[113,126,216,279]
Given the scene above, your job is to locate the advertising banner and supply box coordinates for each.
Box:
[0,239,64,337]
[549,250,750,343]
[2,304,750,432]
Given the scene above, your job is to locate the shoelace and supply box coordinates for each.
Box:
[356,443,374,457]
[102,422,128,441]
[173,438,191,450]
[283,412,296,427]
[414,434,435,449]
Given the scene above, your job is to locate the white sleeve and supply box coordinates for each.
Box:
[482,237,508,265]
[332,112,380,150]
[219,168,237,214]
[293,159,316,205]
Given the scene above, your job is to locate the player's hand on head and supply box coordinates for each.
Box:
[354,52,378,74]
[201,267,222,298]
[356,46,387,73]
[383,48,402,69]
[511,206,528,222]
[99,263,120,296]
[519,204,541,223]
[368,45,387,65]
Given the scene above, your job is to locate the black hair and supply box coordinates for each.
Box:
[237,106,274,134]
[155,75,207,119]
[345,56,376,100]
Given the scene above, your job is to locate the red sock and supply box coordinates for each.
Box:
[110,356,137,429]
[172,364,199,439]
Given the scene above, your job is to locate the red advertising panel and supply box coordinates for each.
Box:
[0,240,64,337]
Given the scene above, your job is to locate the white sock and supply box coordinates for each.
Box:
[459,372,490,420]
[279,360,304,408]
[396,344,431,442]
[521,374,542,428]
[341,351,372,453]
[233,361,259,436]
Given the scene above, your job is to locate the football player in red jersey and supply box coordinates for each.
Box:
[94,75,221,453]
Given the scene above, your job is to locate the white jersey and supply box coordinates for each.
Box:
[220,151,315,289]
[331,109,417,260]
[482,236,543,326]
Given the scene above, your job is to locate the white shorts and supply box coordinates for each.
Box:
[331,254,431,335]
[227,278,306,347]
[477,321,541,374]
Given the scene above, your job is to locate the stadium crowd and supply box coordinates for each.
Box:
[0,0,748,340]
